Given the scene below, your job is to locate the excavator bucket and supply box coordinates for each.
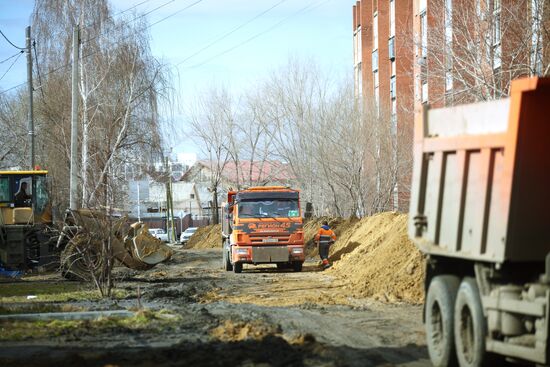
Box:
[60,209,173,280]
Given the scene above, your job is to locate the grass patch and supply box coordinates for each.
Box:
[0,303,84,315]
[0,309,181,341]
[0,281,131,304]
[0,282,84,297]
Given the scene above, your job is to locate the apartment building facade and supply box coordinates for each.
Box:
[353,0,547,211]
[412,0,548,109]
[353,0,414,211]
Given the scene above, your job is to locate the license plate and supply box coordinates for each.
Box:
[262,238,278,243]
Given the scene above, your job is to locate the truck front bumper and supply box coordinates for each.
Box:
[232,245,304,264]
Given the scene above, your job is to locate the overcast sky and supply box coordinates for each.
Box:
[0,0,356,155]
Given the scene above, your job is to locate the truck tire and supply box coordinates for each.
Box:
[223,248,233,271]
[233,262,243,274]
[425,275,460,367]
[292,262,303,272]
[454,277,487,367]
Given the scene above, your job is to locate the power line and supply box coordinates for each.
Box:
[0,29,25,50]
[189,0,332,69]
[82,0,177,45]
[148,0,205,28]
[82,0,156,30]
[176,0,288,67]
[0,0,206,95]
[1,51,24,64]
[0,51,23,82]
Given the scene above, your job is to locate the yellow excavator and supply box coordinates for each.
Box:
[0,170,172,279]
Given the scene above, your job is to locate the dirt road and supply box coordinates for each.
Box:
[0,248,430,367]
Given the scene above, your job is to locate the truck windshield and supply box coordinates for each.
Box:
[238,199,300,218]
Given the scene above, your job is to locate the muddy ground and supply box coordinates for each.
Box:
[0,248,430,367]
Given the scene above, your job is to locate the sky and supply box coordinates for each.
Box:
[0,0,356,156]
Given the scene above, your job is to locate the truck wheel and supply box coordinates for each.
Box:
[454,277,487,367]
[233,262,243,274]
[292,262,303,272]
[222,248,233,271]
[425,275,460,367]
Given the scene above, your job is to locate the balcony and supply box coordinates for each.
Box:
[389,37,395,60]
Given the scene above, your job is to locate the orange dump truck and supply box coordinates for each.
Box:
[221,186,304,273]
[409,77,550,366]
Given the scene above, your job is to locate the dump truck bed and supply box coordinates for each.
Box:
[408,78,550,263]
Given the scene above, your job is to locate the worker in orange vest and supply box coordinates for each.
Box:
[315,221,336,269]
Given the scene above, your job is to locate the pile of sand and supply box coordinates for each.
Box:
[303,216,359,258]
[210,319,282,342]
[329,212,425,303]
[185,224,222,249]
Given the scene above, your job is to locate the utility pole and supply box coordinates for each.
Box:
[26,26,34,170]
[69,27,80,211]
[136,180,141,222]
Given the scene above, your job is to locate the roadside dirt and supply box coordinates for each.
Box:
[188,212,425,303]
[0,247,429,367]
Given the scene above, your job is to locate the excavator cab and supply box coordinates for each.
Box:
[0,170,54,269]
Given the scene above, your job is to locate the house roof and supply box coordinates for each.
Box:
[182,160,294,184]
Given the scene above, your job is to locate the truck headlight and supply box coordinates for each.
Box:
[236,248,249,255]
[291,248,303,254]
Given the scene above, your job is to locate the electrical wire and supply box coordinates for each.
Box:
[82,0,178,45]
[0,51,23,82]
[1,51,24,64]
[176,0,288,67]
[0,0,206,95]
[189,0,332,69]
[81,0,156,30]
[0,29,25,50]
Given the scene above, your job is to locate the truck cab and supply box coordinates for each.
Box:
[221,186,304,273]
[0,170,53,269]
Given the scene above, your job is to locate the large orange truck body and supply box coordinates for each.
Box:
[221,186,304,273]
[408,77,550,365]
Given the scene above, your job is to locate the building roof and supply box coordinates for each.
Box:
[182,160,294,185]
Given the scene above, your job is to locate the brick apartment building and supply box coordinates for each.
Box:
[353,0,548,210]
[412,0,548,109]
[353,0,415,211]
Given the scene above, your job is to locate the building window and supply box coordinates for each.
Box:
[355,62,363,98]
[419,0,427,13]
[391,60,396,76]
[374,70,380,113]
[531,0,543,75]
[420,11,427,59]
[445,0,453,45]
[492,0,501,70]
[445,72,453,91]
[390,76,397,99]
[373,12,379,51]
[372,49,379,72]
[354,27,362,66]
[389,37,395,60]
[422,82,428,103]
[390,0,396,38]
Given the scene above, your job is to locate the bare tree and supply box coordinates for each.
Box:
[187,86,232,224]
[416,0,549,106]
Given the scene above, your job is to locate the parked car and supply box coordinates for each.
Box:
[180,227,198,245]
[148,228,169,242]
